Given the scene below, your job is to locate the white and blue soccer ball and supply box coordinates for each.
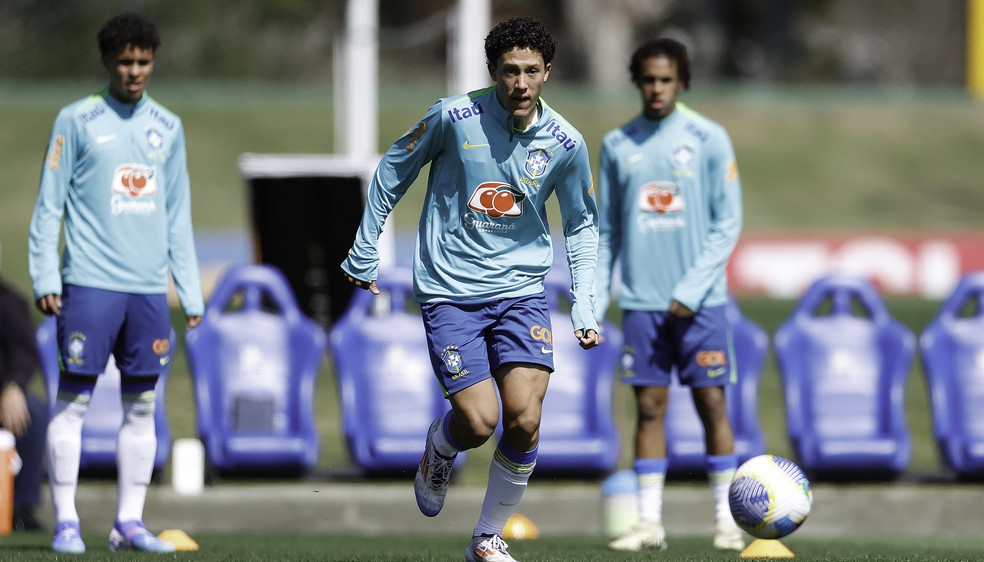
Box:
[728,454,813,539]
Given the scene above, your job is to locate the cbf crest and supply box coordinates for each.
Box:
[525,148,552,178]
[672,144,695,176]
[441,346,463,374]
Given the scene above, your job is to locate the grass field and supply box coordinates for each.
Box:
[4,531,984,561]
[1,81,976,484]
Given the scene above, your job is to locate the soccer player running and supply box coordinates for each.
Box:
[29,12,203,554]
[342,17,600,562]
[595,38,746,553]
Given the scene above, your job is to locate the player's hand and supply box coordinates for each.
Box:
[575,328,601,350]
[344,273,379,295]
[669,299,695,319]
[0,383,31,437]
[186,315,202,329]
[36,294,62,316]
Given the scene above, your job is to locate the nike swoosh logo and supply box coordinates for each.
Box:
[463,140,490,150]
[707,366,727,377]
[625,153,644,164]
[96,134,117,144]
[498,500,520,506]
[540,346,553,354]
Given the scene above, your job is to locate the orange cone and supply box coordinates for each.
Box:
[157,529,200,551]
[501,513,540,540]
[740,538,795,558]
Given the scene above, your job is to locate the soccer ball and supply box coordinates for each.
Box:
[728,454,813,539]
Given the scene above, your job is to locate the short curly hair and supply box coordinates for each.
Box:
[629,38,691,89]
[98,12,160,58]
[484,17,556,66]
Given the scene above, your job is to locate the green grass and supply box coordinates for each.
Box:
[0,82,977,483]
[3,531,984,561]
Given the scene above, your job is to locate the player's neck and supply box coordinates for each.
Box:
[513,106,541,133]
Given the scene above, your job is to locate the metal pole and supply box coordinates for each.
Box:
[448,0,491,94]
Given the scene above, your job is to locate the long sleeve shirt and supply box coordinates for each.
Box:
[342,87,599,332]
[29,90,204,316]
[594,103,743,318]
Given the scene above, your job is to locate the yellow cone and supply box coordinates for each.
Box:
[740,538,795,558]
[157,529,200,551]
[501,512,540,540]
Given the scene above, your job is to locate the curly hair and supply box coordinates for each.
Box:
[484,17,556,66]
[629,38,691,89]
[98,12,160,58]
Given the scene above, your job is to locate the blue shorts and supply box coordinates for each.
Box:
[621,305,735,388]
[421,293,554,397]
[57,284,172,377]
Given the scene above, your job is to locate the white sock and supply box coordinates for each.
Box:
[638,471,666,524]
[116,392,157,523]
[431,412,463,457]
[473,443,536,537]
[709,467,736,522]
[47,396,89,524]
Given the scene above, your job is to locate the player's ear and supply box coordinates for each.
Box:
[487,62,496,81]
[543,62,551,82]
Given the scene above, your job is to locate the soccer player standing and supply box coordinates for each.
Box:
[342,17,600,562]
[595,38,746,552]
[29,12,203,554]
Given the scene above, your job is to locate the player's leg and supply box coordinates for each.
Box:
[47,285,125,553]
[416,301,498,517]
[609,310,670,552]
[47,374,96,554]
[466,293,552,562]
[107,292,174,553]
[471,362,547,535]
[680,304,745,551]
[13,391,47,530]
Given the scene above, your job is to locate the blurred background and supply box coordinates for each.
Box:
[1,0,983,481]
[0,0,971,86]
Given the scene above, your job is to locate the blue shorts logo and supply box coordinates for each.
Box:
[442,346,463,374]
[67,331,86,366]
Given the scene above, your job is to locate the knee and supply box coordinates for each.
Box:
[502,407,541,440]
[694,387,728,419]
[636,392,667,423]
[454,407,499,443]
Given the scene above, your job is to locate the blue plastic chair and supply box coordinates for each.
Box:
[774,274,915,478]
[36,316,173,474]
[920,271,984,478]
[531,271,622,476]
[664,298,768,475]
[329,267,467,474]
[185,264,326,476]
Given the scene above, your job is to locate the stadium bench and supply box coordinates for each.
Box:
[665,298,768,476]
[36,316,174,475]
[774,273,915,479]
[185,264,326,477]
[920,271,984,478]
[329,267,467,475]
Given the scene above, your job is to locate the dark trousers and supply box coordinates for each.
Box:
[13,392,47,510]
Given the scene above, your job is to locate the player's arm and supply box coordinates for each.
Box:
[341,101,445,290]
[592,136,624,324]
[29,110,76,316]
[164,121,205,324]
[553,141,600,347]
[671,128,743,311]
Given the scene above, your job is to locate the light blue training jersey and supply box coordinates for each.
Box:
[594,103,743,318]
[341,87,600,333]
[29,90,204,316]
